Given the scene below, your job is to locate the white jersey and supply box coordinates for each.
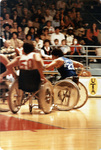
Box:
[19,52,36,70]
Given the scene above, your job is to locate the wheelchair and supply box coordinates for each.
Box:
[8,69,88,114]
[53,76,88,111]
[8,69,53,114]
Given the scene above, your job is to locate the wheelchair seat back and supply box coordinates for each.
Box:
[18,69,41,92]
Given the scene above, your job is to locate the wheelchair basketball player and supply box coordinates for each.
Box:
[6,40,46,92]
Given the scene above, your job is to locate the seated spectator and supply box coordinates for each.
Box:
[50,26,65,45]
[22,8,32,20]
[25,34,32,41]
[33,41,40,53]
[67,10,74,21]
[44,8,53,22]
[30,4,37,15]
[56,0,67,10]
[11,9,21,26]
[63,15,74,29]
[39,17,46,33]
[41,39,52,59]
[53,39,60,48]
[2,1,10,14]
[10,32,22,49]
[0,40,16,59]
[60,39,71,55]
[66,0,74,9]
[71,7,77,20]
[27,0,34,10]
[28,27,36,41]
[2,13,13,27]
[17,26,26,41]
[2,23,12,40]
[24,20,33,35]
[73,11,84,29]
[85,23,99,46]
[34,8,44,23]
[74,0,83,11]
[70,38,82,61]
[74,27,85,40]
[49,4,56,17]
[52,13,60,28]
[35,34,43,49]
[15,40,24,56]
[10,21,18,33]
[1,7,10,19]
[59,8,65,21]
[43,20,55,35]
[40,28,51,41]
[20,18,27,31]
[65,27,74,46]
[32,17,40,32]
[13,2,23,18]
[59,20,67,35]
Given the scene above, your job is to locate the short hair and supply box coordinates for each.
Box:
[52,48,64,57]
[23,40,34,54]
[44,39,50,44]
[12,32,18,37]
[26,34,31,39]
[43,28,49,32]
[35,34,40,39]
[55,26,60,30]
[54,39,59,42]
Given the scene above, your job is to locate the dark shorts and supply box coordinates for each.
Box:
[18,69,41,92]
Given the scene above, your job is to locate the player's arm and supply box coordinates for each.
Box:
[7,56,20,69]
[35,53,44,69]
[72,60,84,68]
[45,58,63,70]
[6,56,20,77]
[34,53,46,81]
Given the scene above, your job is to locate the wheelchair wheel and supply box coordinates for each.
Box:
[53,79,79,111]
[39,81,53,114]
[74,82,88,109]
[8,79,24,114]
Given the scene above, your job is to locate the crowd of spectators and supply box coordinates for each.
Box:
[0,0,101,63]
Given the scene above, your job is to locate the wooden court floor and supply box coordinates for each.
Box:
[0,97,101,150]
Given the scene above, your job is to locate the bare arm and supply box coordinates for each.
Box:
[34,53,46,81]
[72,60,84,68]
[6,56,20,69]
[45,58,64,70]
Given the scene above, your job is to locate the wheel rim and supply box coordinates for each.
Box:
[39,81,53,113]
[9,79,23,113]
[53,80,79,111]
[74,82,88,109]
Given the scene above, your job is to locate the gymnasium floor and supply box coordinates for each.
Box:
[0,97,101,150]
